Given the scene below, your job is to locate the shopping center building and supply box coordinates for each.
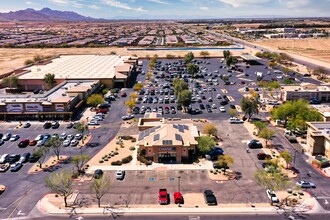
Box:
[0,80,100,121]
[14,54,138,90]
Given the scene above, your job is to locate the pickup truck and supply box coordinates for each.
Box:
[158,188,168,205]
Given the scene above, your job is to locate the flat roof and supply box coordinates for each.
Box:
[307,122,330,130]
[18,55,131,80]
[240,54,261,61]
[0,80,98,104]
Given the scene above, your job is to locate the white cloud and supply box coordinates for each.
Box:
[147,0,170,5]
[200,6,209,10]
[218,0,270,7]
[47,0,83,8]
[102,0,146,11]
[89,4,100,10]
[26,1,33,4]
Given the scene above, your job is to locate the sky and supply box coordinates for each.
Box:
[0,0,329,19]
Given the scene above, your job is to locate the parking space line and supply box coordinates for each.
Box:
[227,96,235,102]
[221,89,228,94]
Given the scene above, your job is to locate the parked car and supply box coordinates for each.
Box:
[51,121,60,129]
[158,188,168,205]
[257,153,272,160]
[29,140,37,146]
[247,139,263,149]
[174,192,183,204]
[23,122,31,128]
[28,155,40,163]
[219,107,226,112]
[88,120,99,126]
[10,162,23,172]
[2,133,11,141]
[229,117,243,124]
[34,134,44,141]
[116,170,125,180]
[75,134,83,140]
[0,140,4,146]
[204,190,217,206]
[18,139,29,148]
[266,189,279,204]
[0,154,9,164]
[67,134,74,141]
[19,153,31,163]
[296,181,316,188]
[93,169,104,179]
[70,140,79,147]
[63,140,71,147]
[43,122,52,129]
[9,134,20,142]
[66,123,73,129]
[0,163,10,172]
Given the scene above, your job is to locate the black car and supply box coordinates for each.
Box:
[248,139,263,149]
[93,169,104,179]
[7,154,20,164]
[43,122,52,129]
[220,100,228,105]
[200,104,205,109]
[23,122,31,128]
[229,104,236,109]
[51,122,60,129]
[204,190,217,206]
[28,155,41,163]
[177,105,183,111]
[133,107,140,114]
[66,123,73,129]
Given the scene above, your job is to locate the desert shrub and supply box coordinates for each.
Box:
[121,155,133,164]
[131,138,136,142]
[114,151,119,155]
[111,160,122,166]
[129,146,136,151]
[99,160,104,163]
[146,160,153,166]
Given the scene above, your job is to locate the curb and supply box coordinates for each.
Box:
[311,163,330,178]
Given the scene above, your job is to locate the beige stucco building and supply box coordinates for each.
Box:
[137,123,200,163]
[306,122,330,158]
[282,83,330,102]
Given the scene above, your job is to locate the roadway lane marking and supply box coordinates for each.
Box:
[189,216,200,220]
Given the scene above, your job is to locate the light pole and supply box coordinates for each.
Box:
[178,176,181,192]
[293,149,298,168]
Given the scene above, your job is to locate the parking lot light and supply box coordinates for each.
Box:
[178,176,181,192]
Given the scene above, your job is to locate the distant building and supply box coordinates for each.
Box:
[13,54,137,90]
[282,83,330,102]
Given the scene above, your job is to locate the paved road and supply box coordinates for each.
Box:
[208,30,330,72]
[26,213,330,220]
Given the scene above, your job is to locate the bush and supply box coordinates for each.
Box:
[131,138,136,142]
[111,160,122,166]
[99,160,104,163]
[120,135,133,140]
[122,155,133,164]
[25,59,34,65]
[114,151,119,155]
[129,146,136,151]
[146,160,153,166]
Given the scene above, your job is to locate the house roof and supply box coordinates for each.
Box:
[137,123,199,147]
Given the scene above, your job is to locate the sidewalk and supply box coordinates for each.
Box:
[37,193,324,215]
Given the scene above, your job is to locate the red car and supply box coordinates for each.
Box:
[174,192,183,204]
[96,108,107,114]
[257,153,272,160]
[29,140,37,146]
[121,92,127,97]
[158,188,168,205]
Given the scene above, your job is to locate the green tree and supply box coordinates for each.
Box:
[259,127,276,147]
[215,155,234,175]
[283,78,293,85]
[187,63,199,77]
[90,175,110,207]
[44,73,56,89]
[280,151,293,169]
[133,83,144,91]
[254,121,268,133]
[33,146,49,169]
[44,169,74,207]
[254,170,292,191]
[229,108,236,117]
[177,90,192,110]
[183,52,194,64]
[223,50,231,59]
[87,94,104,107]
[2,75,19,89]
[200,51,209,58]
[173,78,188,96]
[44,137,62,160]
[24,59,34,65]
[146,72,153,80]
[203,123,218,136]
[71,154,90,174]
[197,136,216,154]
[240,96,259,120]
[225,56,237,67]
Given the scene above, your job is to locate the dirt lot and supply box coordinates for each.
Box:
[255,38,330,64]
[0,47,247,77]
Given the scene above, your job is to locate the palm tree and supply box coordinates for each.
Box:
[44,73,56,89]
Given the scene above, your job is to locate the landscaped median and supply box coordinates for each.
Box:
[37,191,318,215]
[28,155,69,174]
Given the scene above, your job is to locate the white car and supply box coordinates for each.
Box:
[59,133,67,140]
[75,133,83,140]
[67,134,74,141]
[266,189,279,203]
[116,170,125,180]
[229,117,243,124]
[63,140,71,147]
[88,120,99,125]
[211,104,217,109]
[296,180,316,188]
[70,140,79,147]
[9,134,20,142]
[276,75,283,79]
[219,107,226,112]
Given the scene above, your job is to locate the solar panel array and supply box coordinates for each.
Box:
[138,125,161,141]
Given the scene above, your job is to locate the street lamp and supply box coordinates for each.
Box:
[293,149,298,168]
[178,176,181,192]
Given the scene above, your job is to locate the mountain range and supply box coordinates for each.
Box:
[0,8,96,21]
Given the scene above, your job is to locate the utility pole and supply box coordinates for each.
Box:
[178,176,181,192]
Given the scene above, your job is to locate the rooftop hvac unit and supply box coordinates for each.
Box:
[323,129,330,134]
